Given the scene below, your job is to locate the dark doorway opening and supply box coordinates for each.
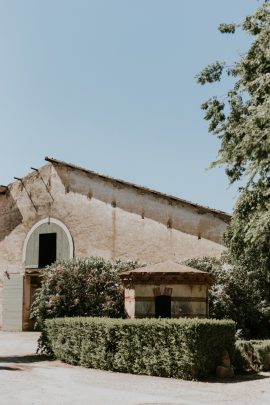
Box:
[38,233,57,268]
[155,295,171,318]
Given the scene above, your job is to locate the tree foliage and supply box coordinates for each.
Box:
[31,256,142,329]
[185,256,270,339]
[196,2,270,186]
[197,3,270,272]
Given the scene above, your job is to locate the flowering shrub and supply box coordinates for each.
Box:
[31,256,142,329]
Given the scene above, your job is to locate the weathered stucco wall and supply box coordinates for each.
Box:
[53,162,228,245]
[0,191,23,242]
[129,284,208,318]
[135,284,207,297]
[0,162,228,328]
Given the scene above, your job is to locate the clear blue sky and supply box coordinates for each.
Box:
[0,0,260,213]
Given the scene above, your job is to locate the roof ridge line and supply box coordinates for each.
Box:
[45,156,231,221]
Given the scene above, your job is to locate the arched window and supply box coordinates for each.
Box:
[23,218,74,268]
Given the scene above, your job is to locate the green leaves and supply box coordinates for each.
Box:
[224,182,270,276]
[197,3,270,299]
[218,23,236,34]
[201,97,225,133]
[42,317,236,380]
[243,4,270,35]
[196,61,225,84]
[31,256,142,330]
[235,340,270,372]
[197,3,270,187]
[185,256,270,339]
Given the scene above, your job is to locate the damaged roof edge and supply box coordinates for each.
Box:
[0,185,8,194]
[45,156,231,222]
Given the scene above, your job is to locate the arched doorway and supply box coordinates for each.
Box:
[22,218,74,330]
[23,217,74,267]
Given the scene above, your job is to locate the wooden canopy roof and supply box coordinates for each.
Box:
[119,261,213,285]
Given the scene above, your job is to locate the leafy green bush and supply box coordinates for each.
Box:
[235,340,270,373]
[41,317,236,380]
[31,257,142,329]
[184,256,270,339]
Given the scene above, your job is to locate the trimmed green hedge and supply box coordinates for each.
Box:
[235,340,270,372]
[41,317,235,379]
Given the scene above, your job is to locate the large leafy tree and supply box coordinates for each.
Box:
[195,2,270,338]
[196,3,270,271]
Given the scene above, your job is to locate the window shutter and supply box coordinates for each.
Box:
[2,274,24,331]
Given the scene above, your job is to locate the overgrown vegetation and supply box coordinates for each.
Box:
[185,256,270,339]
[41,317,236,380]
[31,257,141,329]
[196,2,270,339]
[235,339,270,372]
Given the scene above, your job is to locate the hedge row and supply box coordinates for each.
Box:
[235,340,270,372]
[41,317,235,379]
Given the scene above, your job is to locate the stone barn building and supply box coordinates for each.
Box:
[0,157,230,331]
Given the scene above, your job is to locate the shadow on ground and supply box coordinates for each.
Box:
[204,372,270,384]
[1,352,269,386]
[0,366,23,371]
[0,354,50,364]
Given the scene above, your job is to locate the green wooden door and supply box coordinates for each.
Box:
[2,274,24,331]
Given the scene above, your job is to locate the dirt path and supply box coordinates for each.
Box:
[0,332,269,405]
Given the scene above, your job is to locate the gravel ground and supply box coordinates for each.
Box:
[0,332,269,405]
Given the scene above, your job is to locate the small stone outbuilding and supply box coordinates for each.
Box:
[120,261,213,319]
